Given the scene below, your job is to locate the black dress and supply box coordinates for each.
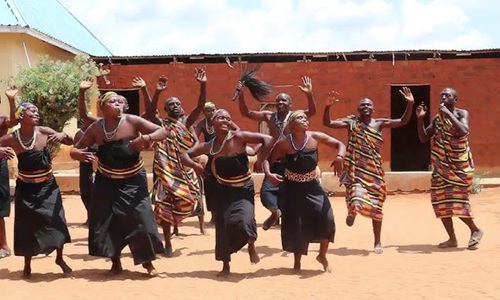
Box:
[202,124,217,212]
[0,159,10,218]
[89,139,163,265]
[14,148,71,256]
[79,143,97,212]
[213,153,257,262]
[280,149,335,255]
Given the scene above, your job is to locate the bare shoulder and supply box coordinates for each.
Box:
[456,108,469,118]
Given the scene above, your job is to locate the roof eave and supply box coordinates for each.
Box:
[0,25,88,56]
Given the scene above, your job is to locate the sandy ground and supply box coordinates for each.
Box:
[1,187,499,300]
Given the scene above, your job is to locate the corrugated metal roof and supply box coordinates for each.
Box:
[92,48,500,60]
[0,0,112,56]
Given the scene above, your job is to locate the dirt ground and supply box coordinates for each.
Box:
[1,187,499,300]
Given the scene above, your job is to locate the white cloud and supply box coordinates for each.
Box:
[59,0,498,56]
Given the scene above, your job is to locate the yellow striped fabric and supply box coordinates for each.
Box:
[430,115,474,218]
[153,118,200,225]
[97,160,144,179]
[17,168,53,183]
[340,119,386,221]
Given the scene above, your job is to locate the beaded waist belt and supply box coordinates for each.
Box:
[18,168,53,183]
[98,160,144,179]
[284,168,317,182]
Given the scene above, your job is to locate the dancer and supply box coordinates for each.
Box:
[0,102,73,278]
[71,91,166,276]
[181,108,273,277]
[0,87,18,259]
[194,101,239,225]
[238,76,316,230]
[142,71,207,256]
[416,87,483,249]
[323,88,414,253]
[265,110,345,273]
[75,79,104,226]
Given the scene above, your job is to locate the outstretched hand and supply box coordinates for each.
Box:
[416,102,427,119]
[267,173,283,186]
[399,87,414,103]
[47,132,68,144]
[330,157,344,176]
[156,76,168,91]
[79,77,93,91]
[5,86,19,99]
[195,68,207,83]
[298,76,313,94]
[326,91,340,107]
[0,147,15,160]
[132,77,146,88]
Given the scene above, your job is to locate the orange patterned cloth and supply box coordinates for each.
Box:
[430,115,474,218]
[152,118,201,225]
[340,119,386,222]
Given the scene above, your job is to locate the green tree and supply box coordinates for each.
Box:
[5,55,108,157]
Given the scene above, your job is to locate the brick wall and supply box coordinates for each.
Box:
[96,57,500,175]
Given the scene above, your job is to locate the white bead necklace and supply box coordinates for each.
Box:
[101,117,123,140]
[205,118,214,135]
[15,129,37,151]
[289,133,309,151]
[209,131,231,155]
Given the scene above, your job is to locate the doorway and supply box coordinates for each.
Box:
[390,85,431,171]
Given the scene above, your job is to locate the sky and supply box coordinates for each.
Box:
[59,0,499,56]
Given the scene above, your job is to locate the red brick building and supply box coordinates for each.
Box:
[93,49,500,175]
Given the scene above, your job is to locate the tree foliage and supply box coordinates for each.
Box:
[5,55,107,156]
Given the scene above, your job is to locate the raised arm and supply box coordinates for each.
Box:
[180,142,210,176]
[379,87,415,129]
[132,77,153,120]
[146,76,166,125]
[235,130,273,171]
[323,93,350,129]
[185,68,207,129]
[78,79,99,129]
[298,76,317,117]
[71,125,97,162]
[312,131,346,176]
[416,103,435,143]
[237,82,272,122]
[5,86,20,128]
[39,126,73,146]
[229,120,240,131]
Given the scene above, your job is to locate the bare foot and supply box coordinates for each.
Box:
[216,267,230,277]
[438,238,458,248]
[56,258,73,275]
[346,214,356,227]
[164,245,173,258]
[142,262,158,277]
[108,263,123,275]
[374,244,384,254]
[248,245,260,264]
[22,267,31,279]
[468,230,484,249]
[293,261,301,274]
[316,255,332,273]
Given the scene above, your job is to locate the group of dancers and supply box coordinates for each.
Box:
[0,69,483,278]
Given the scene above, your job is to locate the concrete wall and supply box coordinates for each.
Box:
[94,57,500,176]
[0,33,94,174]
